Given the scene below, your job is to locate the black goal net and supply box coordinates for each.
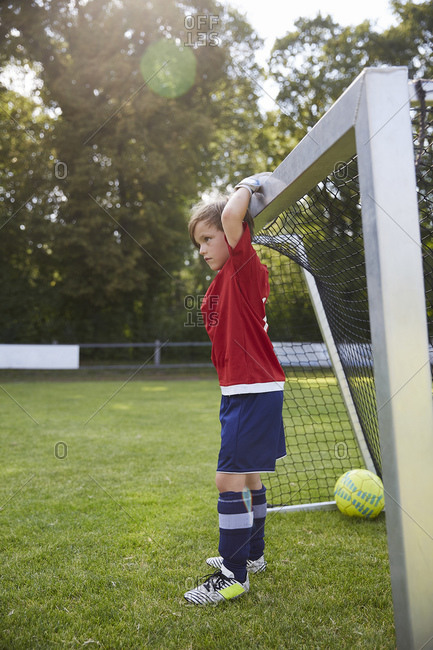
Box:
[254,100,433,509]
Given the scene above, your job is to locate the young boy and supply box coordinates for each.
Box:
[184,174,286,606]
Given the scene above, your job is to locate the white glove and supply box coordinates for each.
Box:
[234,172,271,195]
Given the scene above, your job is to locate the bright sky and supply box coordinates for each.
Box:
[220,0,400,109]
[222,0,398,56]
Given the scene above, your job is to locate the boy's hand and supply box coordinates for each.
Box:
[234,172,271,195]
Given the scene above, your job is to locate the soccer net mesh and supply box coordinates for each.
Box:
[254,99,433,509]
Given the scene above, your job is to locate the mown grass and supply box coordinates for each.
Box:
[0,374,395,649]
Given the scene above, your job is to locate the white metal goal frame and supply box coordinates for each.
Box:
[250,67,433,650]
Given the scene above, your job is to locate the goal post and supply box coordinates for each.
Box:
[250,67,433,650]
[355,69,433,650]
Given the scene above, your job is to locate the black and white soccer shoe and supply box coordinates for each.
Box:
[206,554,267,574]
[184,566,249,606]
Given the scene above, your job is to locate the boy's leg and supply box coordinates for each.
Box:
[248,479,267,562]
[207,473,267,571]
[215,473,252,583]
[184,474,252,605]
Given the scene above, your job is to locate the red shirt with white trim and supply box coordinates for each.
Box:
[201,223,285,395]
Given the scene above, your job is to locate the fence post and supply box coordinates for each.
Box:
[154,339,161,366]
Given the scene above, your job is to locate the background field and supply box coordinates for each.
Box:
[0,372,395,649]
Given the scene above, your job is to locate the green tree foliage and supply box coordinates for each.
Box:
[254,246,321,342]
[1,1,432,346]
[260,1,433,343]
[267,0,433,146]
[0,85,59,340]
[0,0,265,343]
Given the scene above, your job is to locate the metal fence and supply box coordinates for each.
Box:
[79,341,337,370]
[79,340,213,369]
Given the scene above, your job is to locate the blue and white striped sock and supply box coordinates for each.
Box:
[249,485,267,561]
[218,490,253,583]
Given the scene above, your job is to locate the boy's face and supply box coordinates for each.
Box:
[194,221,229,271]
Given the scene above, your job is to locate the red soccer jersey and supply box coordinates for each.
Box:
[201,223,285,395]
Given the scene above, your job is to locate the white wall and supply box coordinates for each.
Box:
[0,345,79,369]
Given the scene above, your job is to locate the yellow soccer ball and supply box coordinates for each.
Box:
[334,469,385,519]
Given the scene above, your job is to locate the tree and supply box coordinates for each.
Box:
[267,1,433,146]
[0,0,266,342]
[256,1,433,342]
[0,84,59,340]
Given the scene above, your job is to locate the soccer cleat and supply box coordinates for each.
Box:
[184,568,249,606]
[206,555,267,574]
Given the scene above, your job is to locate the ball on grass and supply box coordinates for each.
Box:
[334,469,384,519]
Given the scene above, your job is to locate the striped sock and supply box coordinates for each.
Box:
[218,490,253,583]
[249,485,267,561]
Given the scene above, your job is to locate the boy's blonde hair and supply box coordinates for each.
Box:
[188,195,254,248]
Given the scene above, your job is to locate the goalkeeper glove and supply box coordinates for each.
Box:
[234,172,271,195]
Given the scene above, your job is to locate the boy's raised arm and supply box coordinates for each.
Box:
[221,173,271,249]
[221,187,250,249]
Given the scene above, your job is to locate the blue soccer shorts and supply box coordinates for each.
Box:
[217,391,286,474]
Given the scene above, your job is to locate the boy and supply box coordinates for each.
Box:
[184,174,286,606]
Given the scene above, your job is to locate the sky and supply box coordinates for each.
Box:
[221,0,399,62]
[219,0,401,109]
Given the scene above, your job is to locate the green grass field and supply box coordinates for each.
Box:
[0,372,395,649]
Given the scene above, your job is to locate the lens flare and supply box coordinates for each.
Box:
[140,38,196,99]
